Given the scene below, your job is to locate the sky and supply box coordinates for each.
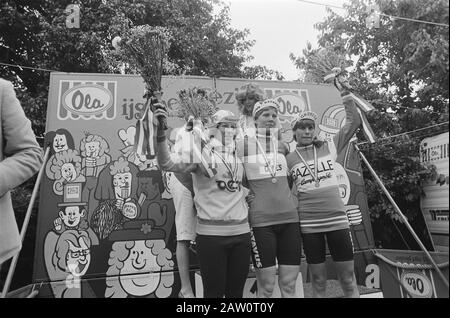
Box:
[225,0,348,80]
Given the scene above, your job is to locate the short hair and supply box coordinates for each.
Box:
[292,119,316,132]
[137,170,165,196]
[253,99,280,120]
[254,106,278,120]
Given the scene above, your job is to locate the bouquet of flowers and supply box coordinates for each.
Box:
[108,23,172,157]
[302,44,353,85]
[174,87,219,129]
[171,87,218,177]
[304,45,377,143]
[110,24,172,130]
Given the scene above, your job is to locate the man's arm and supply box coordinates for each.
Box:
[0,79,43,197]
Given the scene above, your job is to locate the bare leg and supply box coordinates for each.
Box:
[255,266,276,298]
[278,265,300,298]
[308,263,327,298]
[334,260,360,298]
[176,240,194,297]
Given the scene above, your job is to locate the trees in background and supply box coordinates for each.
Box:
[291,0,449,249]
[1,0,448,289]
[0,0,282,136]
[0,0,281,289]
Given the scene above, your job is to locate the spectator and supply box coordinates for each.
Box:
[0,78,43,268]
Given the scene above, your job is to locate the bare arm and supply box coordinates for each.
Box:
[154,106,216,177]
[156,129,199,174]
[333,91,361,155]
[0,79,43,197]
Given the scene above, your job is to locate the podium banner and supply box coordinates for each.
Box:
[374,249,449,298]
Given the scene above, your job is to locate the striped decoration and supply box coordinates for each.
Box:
[345,92,377,143]
[346,207,363,226]
[134,105,155,157]
[349,92,376,113]
[356,108,377,143]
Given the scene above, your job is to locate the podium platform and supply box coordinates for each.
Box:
[302,280,383,298]
[195,271,383,298]
[195,270,304,298]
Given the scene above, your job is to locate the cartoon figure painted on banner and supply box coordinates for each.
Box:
[103,165,176,298]
[44,129,76,204]
[136,169,172,228]
[118,126,158,171]
[45,149,85,196]
[45,128,75,156]
[161,127,180,200]
[44,229,95,298]
[158,127,181,200]
[80,132,112,221]
[54,201,87,233]
[91,157,140,240]
[105,240,174,298]
[53,187,99,245]
[318,105,363,226]
[161,170,174,200]
[42,129,77,231]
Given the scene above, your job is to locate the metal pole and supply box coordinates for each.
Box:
[354,143,449,289]
[1,147,51,298]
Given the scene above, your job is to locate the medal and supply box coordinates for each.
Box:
[212,146,239,183]
[255,136,278,184]
[295,146,320,187]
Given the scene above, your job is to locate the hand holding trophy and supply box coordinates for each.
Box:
[324,67,353,92]
[303,44,353,88]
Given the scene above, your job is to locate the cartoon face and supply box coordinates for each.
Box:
[85,141,100,158]
[139,177,160,201]
[113,172,132,199]
[119,241,161,296]
[66,237,91,276]
[53,134,68,153]
[61,163,77,182]
[59,206,85,228]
